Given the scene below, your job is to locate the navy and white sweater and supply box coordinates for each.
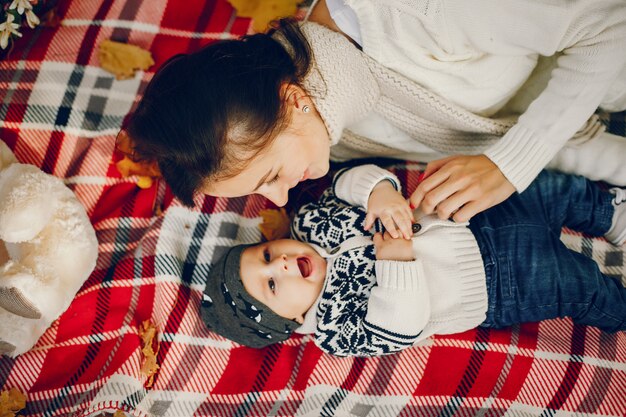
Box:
[291,165,488,357]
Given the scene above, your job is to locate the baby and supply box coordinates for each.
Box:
[201,165,626,357]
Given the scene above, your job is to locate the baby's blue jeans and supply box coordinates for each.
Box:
[469,170,626,332]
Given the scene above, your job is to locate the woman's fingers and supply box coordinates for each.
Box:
[422,156,454,179]
[409,174,442,211]
[410,169,458,214]
[451,199,489,223]
[409,154,517,221]
[435,187,474,220]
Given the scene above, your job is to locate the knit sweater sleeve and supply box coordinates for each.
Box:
[446,0,626,191]
[291,165,400,249]
[315,258,430,357]
[333,164,401,208]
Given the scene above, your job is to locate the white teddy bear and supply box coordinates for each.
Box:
[0,140,98,357]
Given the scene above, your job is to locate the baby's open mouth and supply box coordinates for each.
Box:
[297,256,312,278]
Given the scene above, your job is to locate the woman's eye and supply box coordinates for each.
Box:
[268,278,275,293]
[265,173,280,186]
[263,248,271,262]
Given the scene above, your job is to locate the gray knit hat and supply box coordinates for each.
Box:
[201,244,301,348]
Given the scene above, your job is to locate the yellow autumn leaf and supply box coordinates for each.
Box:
[0,387,26,417]
[227,0,300,32]
[115,158,156,189]
[135,176,154,190]
[114,131,161,189]
[98,40,155,80]
[139,320,160,388]
[259,208,291,241]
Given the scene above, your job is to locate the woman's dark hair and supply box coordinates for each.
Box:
[125,18,313,207]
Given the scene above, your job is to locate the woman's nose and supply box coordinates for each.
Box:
[264,184,289,207]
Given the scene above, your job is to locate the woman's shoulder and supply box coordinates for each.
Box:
[305,0,362,48]
[307,0,341,32]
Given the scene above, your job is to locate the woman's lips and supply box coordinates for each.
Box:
[297,256,312,278]
[300,169,310,182]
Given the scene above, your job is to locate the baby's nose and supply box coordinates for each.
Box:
[271,254,287,269]
[273,254,297,274]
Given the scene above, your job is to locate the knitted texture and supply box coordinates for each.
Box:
[301,22,514,154]
[326,0,626,193]
[299,5,625,191]
[300,23,609,162]
[291,166,487,357]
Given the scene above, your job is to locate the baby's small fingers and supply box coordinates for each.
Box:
[398,215,413,240]
[385,208,410,240]
[373,232,383,246]
[406,204,416,222]
[381,214,399,238]
[364,212,376,230]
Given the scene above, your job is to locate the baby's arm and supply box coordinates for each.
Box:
[334,165,415,239]
[316,250,430,357]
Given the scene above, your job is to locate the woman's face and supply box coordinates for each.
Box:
[203,88,331,206]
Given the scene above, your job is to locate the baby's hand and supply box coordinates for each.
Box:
[373,231,415,261]
[365,180,415,239]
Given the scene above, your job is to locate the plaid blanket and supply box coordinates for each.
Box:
[1,1,625,416]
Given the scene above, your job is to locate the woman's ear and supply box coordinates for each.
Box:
[281,83,309,113]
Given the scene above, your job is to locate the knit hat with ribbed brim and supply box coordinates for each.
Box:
[201,244,301,348]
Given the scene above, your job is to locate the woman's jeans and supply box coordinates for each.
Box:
[469,170,626,332]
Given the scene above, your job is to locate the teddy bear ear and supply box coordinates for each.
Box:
[0,141,18,170]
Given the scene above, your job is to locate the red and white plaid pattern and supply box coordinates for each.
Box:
[0,1,625,416]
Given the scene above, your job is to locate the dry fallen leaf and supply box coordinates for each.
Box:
[139,320,160,388]
[40,7,61,28]
[114,131,161,189]
[115,158,157,189]
[228,0,300,32]
[0,387,26,417]
[98,40,154,80]
[259,208,291,241]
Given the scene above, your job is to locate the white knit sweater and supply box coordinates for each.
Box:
[292,165,487,356]
[302,0,626,193]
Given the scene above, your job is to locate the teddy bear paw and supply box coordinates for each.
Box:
[0,340,16,356]
[0,287,42,319]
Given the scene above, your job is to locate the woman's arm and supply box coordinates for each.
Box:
[411,0,626,221]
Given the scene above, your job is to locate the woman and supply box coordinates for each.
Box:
[125,0,626,222]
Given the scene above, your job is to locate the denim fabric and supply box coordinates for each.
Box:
[469,170,626,333]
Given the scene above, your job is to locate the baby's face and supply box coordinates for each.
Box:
[240,239,327,324]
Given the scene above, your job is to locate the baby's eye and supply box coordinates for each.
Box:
[268,278,275,293]
[263,248,271,262]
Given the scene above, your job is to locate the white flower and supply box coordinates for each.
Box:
[0,14,22,50]
[9,0,33,15]
[24,9,39,29]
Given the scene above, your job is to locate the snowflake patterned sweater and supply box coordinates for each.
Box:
[291,165,488,357]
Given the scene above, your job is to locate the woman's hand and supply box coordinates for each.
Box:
[365,180,415,239]
[409,155,516,222]
[373,231,415,261]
